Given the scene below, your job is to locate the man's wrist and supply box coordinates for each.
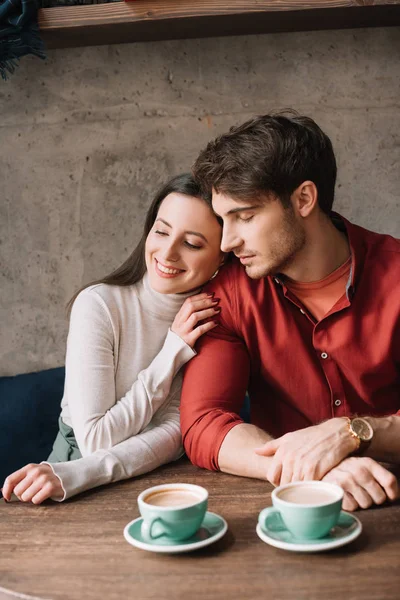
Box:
[342,416,375,456]
[364,415,399,460]
[338,417,361,455]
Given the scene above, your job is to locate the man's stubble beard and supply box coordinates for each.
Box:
[244,210,306,280]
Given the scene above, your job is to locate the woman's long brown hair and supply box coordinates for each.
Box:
[66,173,205,314]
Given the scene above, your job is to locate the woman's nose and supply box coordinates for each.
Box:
[162,240,180,262]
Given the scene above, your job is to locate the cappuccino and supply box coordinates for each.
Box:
[144,489,202,508]
[277,487,336,505]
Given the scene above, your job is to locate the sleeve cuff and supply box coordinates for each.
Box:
[164,328,197,370]
[41,461,67,502]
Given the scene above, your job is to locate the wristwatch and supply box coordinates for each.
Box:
[345,417,374,455]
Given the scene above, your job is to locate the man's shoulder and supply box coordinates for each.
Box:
[347,218,398,247]
[346,220,400,295]
[356,224,400,260]
[345,217,399,263]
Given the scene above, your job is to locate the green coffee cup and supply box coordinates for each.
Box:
[259,481,344,540]
[138,483,208,542]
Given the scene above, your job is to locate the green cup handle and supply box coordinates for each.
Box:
[141,517,165,541]
[258,507,286,532]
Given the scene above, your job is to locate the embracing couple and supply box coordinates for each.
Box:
[3,111,400,512]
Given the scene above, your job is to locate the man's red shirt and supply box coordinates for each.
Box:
[180,216,400,471]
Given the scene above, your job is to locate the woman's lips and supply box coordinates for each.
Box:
[155,259,185,278]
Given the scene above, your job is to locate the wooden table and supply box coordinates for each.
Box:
[1,458,399,600]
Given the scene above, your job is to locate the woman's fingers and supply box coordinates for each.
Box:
[19,479,46,503]
[182,297,219,319]
[171,295,221,347]
[2,464,34,501]
[188,306,220,325]
[187,292,214,302]
[186,321,218,345]
[2,464,64,504]
[31,483,56,505]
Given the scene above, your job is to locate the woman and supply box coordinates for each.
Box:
[2,174,224,504]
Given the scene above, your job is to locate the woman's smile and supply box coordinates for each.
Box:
[155,258,185,278]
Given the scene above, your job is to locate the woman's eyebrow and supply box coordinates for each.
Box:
[155,218,207,242]
[186,230,207,242]
[155,218,172,228]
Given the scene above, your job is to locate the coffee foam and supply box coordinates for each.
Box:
[144,488,202,508]
[277,486,337,506]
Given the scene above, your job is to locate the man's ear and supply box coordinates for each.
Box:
[292,181,318,218]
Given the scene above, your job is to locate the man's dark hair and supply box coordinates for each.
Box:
[193,111,337,215]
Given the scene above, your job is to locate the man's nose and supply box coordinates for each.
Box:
[220,227,241,253]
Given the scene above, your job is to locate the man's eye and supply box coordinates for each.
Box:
[238,215,254,223]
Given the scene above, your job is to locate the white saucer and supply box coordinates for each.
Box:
[124,511,228,554]
[257,509,362,553]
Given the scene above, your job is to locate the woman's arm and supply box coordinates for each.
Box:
[2,392,183,503]
[47,392,183,501]
[65,289,194,455]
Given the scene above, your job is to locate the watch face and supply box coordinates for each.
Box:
[352,418,373,442]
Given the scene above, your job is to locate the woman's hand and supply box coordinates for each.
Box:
[2,464,64,504]
[171,293,220,348]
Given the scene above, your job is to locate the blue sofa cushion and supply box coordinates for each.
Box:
[0,367,64,490]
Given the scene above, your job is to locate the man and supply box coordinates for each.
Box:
[180,112,400,511]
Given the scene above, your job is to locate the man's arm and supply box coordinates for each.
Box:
[365,414,400,463]
[218,423,273,479]
[180,261,273,475]
[255,414,400,487]
[181,328,251,471]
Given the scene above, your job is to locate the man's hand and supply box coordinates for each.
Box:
[2,464,64,504]
[322,457,398,511]
[255,418,358,486]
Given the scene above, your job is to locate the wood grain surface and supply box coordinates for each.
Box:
[1,457,400,600]
[38,0,400,49]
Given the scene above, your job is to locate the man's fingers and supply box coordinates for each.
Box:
[367,459,399,501]
[254,441,278,456]
[348,485,373,510]
[342,492,359,512]
[363,479,387,506]
[279,460,294,486]
[267,457,282,486]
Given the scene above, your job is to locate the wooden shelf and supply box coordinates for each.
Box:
[38,0,400,49]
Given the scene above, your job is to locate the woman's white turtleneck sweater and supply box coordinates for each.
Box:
[44,273,197,501]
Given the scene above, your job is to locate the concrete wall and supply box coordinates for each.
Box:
[1,27,399,376]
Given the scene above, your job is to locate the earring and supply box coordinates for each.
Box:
[210,269,219,280]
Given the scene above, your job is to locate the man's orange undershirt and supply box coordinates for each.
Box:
[284,257,351,322]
